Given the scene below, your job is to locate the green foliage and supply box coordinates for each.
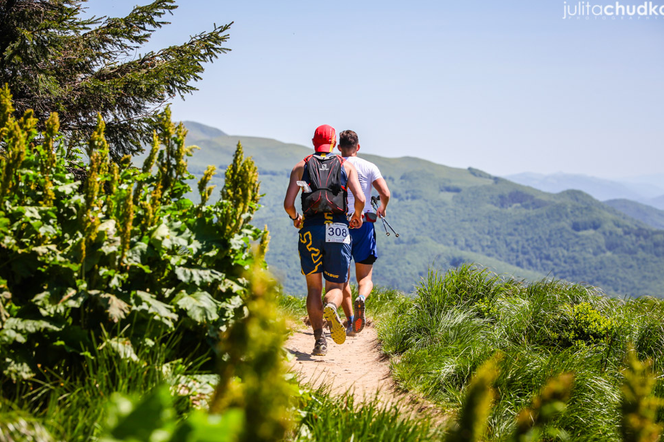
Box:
[446,354,501,442]
[0,405,55,442]
[98,384,244,442]
[441,361,574,442]
[621,346,664,442]
[0,0,232,157]
[604,199,664,230]
[378,265,664,441]
[0,87,265,397]
[98,263,295,442]
[292,385,443,442]
[209,261,294,441]
[512,373,575,442]
[562,302,622,347]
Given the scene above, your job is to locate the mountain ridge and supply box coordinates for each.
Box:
[180,121,664,298]
[505,171,664,210]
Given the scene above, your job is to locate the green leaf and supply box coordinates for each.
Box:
[56,182,79,195]
[174,291,219,323]
[134,291,178,328]
[3,317,62,335]
[105,337,139,362]
[125,241,149,266]
[89,291,130,322]
[174,267,225,285]
[150,223,171,251]
[108,385,175,441]
[170,408,244,442]
[2,356,34,380]
[0,329,26,344]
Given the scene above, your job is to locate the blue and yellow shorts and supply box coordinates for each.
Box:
[298,224,351,283]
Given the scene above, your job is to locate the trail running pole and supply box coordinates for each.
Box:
[371,196,396,237]
[380,216,390,236]
[382,217,399,237]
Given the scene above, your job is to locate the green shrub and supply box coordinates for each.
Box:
[0,85,265,390]
[99,263,293,442]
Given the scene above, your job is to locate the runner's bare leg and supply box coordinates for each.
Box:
[323,281,344,308]
[355,263,374,299]
[305,273,324,330]
[341,276,354,321]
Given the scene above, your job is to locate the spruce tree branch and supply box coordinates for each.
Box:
[81,0,177,56]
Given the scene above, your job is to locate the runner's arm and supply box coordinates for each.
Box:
[345,162,365,229]
[372,177,390,218]
[284,161,305,228]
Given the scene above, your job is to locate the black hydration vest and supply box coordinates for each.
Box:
[301,154,348,217]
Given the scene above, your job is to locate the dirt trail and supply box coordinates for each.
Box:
[285,319,444,420]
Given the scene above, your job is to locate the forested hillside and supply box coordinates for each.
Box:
[182,122,664,298]
[604,199,664,230]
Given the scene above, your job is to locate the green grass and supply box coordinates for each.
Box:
[377,264,664,441]
[292,385,444,441]
[1,331,212,442]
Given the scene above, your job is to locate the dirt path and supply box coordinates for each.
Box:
[285,319,444,420]
[285,321,393,401]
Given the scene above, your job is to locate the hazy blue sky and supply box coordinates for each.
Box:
[85,1,663,179]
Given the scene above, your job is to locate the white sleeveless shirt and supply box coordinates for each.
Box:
[343,156,383,214]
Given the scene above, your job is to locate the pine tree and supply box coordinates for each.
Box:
[0,0,231,159]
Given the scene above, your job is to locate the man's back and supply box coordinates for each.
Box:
[343,156,382,214]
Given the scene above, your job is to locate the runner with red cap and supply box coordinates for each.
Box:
[283,125,365,356]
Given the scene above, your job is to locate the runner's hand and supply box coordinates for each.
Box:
[376,206,386,218]
[293,214,303,229]
[350,212,363,229]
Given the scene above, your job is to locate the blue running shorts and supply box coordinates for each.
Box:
[350,222,377,264]
[298,224,352,283]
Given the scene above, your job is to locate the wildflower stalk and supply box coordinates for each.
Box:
[512,372,575,442]
[446,353,502,442]
[210,259,291,442]
[621,345,664,442]
[197,165,217,208]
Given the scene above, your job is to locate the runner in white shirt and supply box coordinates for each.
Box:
[337,130,391,335]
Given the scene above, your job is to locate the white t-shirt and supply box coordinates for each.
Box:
[343,156,382,214]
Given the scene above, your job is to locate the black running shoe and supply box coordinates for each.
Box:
[312,337,327,356]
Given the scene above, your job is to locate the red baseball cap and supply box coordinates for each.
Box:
[312,124,336,153]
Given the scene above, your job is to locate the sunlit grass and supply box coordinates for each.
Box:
[377,264,664,441]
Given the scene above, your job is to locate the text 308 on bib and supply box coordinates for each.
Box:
[325,223,350,244]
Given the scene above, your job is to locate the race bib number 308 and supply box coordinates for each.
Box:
[325,223,350,244]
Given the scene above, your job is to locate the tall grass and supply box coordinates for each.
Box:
[378,264,664,441]
[1,330,211,441]
[292,385,444,441]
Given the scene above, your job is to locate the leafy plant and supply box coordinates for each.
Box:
[0,84,265,391]
[621,346,664,442]
[512,372,575,442]
[445,354,501,442]
[99,261,294,442]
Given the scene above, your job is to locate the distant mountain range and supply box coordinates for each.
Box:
[179,122,664,298]
[505,172,664,210]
